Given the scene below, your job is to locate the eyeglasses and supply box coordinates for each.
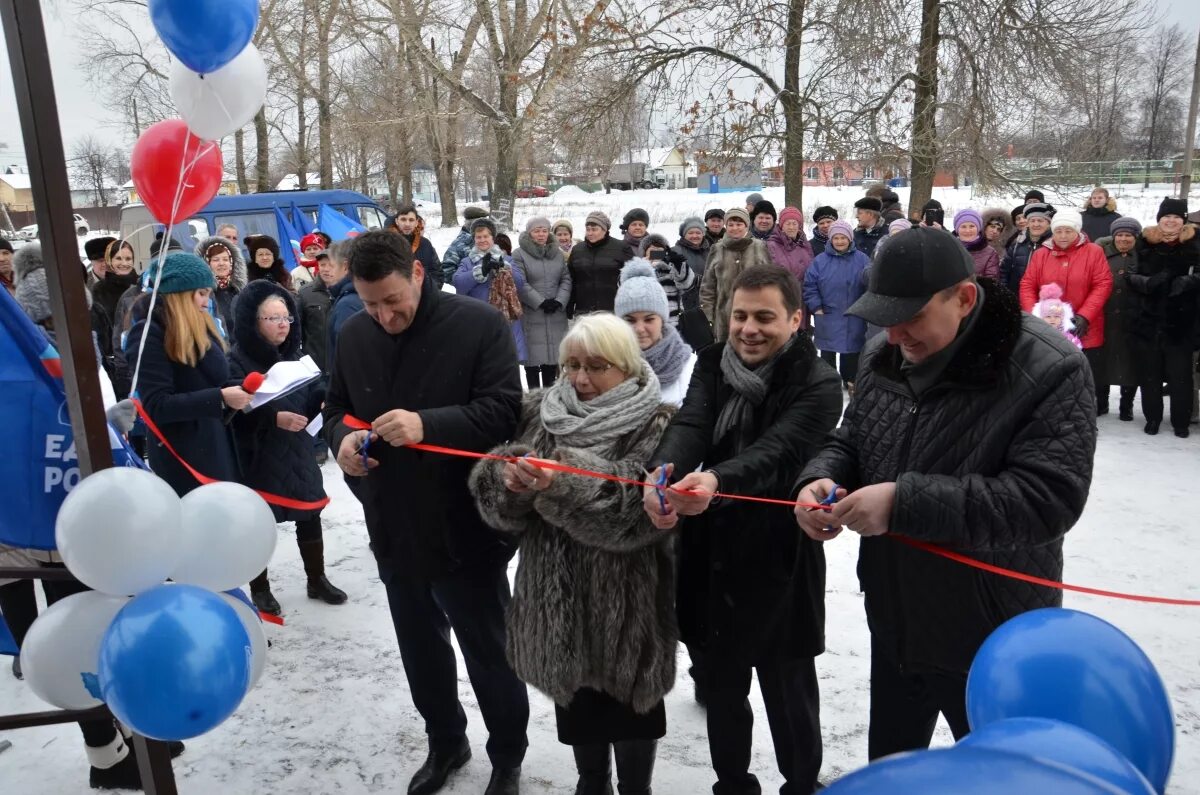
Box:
[259,315,295,325]
[562,361,614,377]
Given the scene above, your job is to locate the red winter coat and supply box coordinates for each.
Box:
[1019,234,1113,348]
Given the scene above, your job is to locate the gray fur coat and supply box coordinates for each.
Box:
[468,390,679,713]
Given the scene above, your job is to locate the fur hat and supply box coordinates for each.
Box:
[585,211,611,232]
[552,218,573,235]
[13,243,49,322]
[1011,204,1026,223]
[156,252,217,294]
[1050,208,1083,233]
[812,206,838,223]
[724,208,751,226]
[1157,197,1189,221]
[751,200,778,224]
[854,197,883,214]
[471,217,498,238]
[953,208,984,234]
[778,207,804,228]
[638,233,672,258]
[615,259,669,320]
[889,218,913,235]
[828,220,855,242]
[244,234,281,261]
[464,206,489,221]
[195,235,248,291]
[621,208,650,232]
[525,216,552,233]
[1110,216,1142,236]
[84,236,116,261]
[679,216,705,237]
[704,208,726,222]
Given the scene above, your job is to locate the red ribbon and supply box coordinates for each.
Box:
[342,416,1200,607]
[131,399,330,512]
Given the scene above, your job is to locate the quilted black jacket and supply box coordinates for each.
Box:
[228,280,327,523]
[797,281,1097,676]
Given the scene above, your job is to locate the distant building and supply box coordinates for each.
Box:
[696,152,762,193]
[608,146,693,190]
[0,171,34,211]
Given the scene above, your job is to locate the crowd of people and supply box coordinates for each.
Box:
[0,182,1193,792]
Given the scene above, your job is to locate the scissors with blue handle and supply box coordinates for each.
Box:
[821,483,840,531]
[358,433,371,470]
[655,468,670,516]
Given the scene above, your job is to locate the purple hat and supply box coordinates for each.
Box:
[889,218,913,235]
[828,220,855,242]
[953,208,984,234]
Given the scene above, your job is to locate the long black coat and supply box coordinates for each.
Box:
[126,303,240,497]
[651,336,843,671]
[1128,224,1200,346]
[323,277,522,578]
[567,235,633,316]
[1095,236,1138,386]
[797,282,1096,676]
[228,281,326,523]
[297,277,332,372]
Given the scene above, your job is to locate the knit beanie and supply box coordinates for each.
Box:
[921,199,943,212]
[854,197,883,213]
[745,192,764,207]
[0,238,12,253]
[156,252,217,294]
[725,208,751,226]
[471,217,498,238]
[751,200,778,224]
[464,206,489,221]
[614,259,669,320]
[525,216,552,233]
[1110,216,1142,236]
[638,234,672,257]
[778,207,804,228]
[889,218,913,235]
[704,208,726,222]
[1050,208,1083,233]
[150,233,184,259]
[1025,190,1045,204]
[621,208,650,231]
[1023,202,1055,221]
[552,218,573,235]
[13,243,50,322]
[679,216,705,237]
[585,211,611,232]
[300,233,326,252]
[1157,197,1189,221]
[828,220,855,242]
[953,209,984,234]
[812,206,838,223]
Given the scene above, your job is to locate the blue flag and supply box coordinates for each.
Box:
[274,205,303,271]
[290,201,314,236]
[317,204,366,242]
[0,289,145,552]
[0,613,15,656]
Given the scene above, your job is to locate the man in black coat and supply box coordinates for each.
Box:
[323,231,528,795]
[645,265,843,795]
[794,227,1097,761]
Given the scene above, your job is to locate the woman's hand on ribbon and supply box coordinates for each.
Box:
[509,455,556,491]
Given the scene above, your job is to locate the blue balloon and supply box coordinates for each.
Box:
[98,584,251,741]
[224,587,260,620]
[967,608,1174,794]
[823,747,1128,794]
[149,0,259,75]
[959,718,1154,795]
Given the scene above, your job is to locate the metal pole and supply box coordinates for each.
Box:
[0,1,177,791]
[1180,25,1200,200]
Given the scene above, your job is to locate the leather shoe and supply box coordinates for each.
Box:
[408,741,471,795]
[485,766,521,795]
[1144,421,1160,436]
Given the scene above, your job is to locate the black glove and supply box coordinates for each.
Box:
[665,249,688,267]
[1148,270,1172,295]
[480,254,497,277]
[543,299,562,314]
[1169,275,1199,297]
[1072,315,1089,339]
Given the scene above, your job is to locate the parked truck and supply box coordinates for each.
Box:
[605,162,659,191]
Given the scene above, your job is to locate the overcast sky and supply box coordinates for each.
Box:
[0,0,1196,171]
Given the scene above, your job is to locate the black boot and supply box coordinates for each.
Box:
[12,656,21,680]
[408,739,471,795]
[1175,426,1190,439]
[299,540,347,605]
[249,570,281,616]
[485,766,521,795]
[614,740,656,795]
[1119,387,1135,421]
[573,743,613,795]
[1096,399,1109,416]
[1145,421,1161,436]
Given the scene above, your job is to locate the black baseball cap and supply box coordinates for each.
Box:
[846,227,975,327]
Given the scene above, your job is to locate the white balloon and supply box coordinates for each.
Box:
[55,468,183,596]
[21,592,130,709]
[170,44,268,141]
[220,593,267,689]
[172,482,278,592]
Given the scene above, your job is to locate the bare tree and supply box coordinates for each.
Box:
[1139,24,1188,187]
[69,136,117,206]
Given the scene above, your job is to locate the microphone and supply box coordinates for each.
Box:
[224,372,265,424]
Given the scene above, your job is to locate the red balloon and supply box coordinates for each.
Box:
[130,119,223,225]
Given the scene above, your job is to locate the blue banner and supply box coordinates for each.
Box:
[274,206,303,271]
[317,204,366,242]
[290,201,314,236]
[0,288,145,551]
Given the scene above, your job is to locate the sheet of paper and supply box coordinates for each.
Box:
[305,413,324,437]
[248,356,322,410]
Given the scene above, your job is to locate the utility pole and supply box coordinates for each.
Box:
[1180,25,1200,199]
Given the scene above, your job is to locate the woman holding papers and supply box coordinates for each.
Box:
[126,253,253,496]
[228,280,347,615]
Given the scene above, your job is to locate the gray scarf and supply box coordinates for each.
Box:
[713,335,797,448]
[642,324,692,388]
[540,360,662,457]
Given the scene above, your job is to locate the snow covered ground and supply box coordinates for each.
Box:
[2,185,1199,792]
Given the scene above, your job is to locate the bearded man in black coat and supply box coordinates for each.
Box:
[794,227,1096,761]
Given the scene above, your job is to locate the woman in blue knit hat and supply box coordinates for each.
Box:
[125,252,254,496]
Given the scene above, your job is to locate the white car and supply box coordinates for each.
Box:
[14,214,90,239]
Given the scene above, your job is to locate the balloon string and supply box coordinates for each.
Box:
[343,417,1200,608]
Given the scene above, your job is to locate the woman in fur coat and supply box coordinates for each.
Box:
[469,314,678,795]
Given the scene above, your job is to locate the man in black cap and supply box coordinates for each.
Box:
[84,235,117,289]
[853,197,886,256]
[793,227,1096,761]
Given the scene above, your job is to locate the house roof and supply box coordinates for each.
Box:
[617,147,686,169]
[0,173,32,191]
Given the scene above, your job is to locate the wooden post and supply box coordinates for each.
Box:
[0,0,177,791]
[1180,25,1200,200]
